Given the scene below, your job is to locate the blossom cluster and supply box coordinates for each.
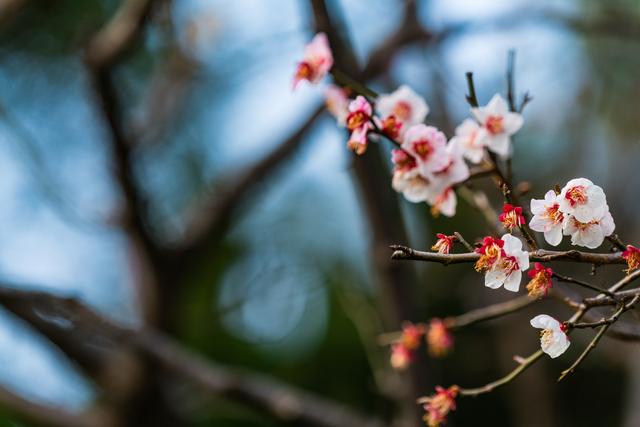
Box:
[293,32,639,427]
[389,320,453,370]
[293,32,524,217]
[529,178,615,248]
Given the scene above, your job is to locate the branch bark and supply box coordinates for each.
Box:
[390,245,625,266]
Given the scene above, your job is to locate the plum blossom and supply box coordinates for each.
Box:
[526,263,553,299]
[432,234,455,254]
[401,124,448,176]
[562,211,615,249]
[558,178,608,223]
[529,190,565,246]
[389,322,425,370]
[345,96,374,155]
[471,94,524,158]
[428,187,457,218]
[479,234,529,292]
[419,386,459,427]
[499,203,525,232]
[399,321,426,350]
[390,343,413,370]
[427,318,454,358]
[474,236,505,273]
[324,85,349,126]
[530,315,570,358]
[622,245,640,274]
[292,32,333,89]
[449,119,488,164]
[431,139,470,191]
[391,149,432,202]
[376,85,429,139]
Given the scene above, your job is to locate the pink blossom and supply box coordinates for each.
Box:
[293,32,333,89]
[450,119,487,164]
[376,85,429,139]
[471,94,523,158]
[401,124,448,176]
[345,96,374,155]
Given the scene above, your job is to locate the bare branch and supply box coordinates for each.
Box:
[0,286,384,427]
[390,245,626,266]
[558,297,640,381]
[445,295,536,330]
[459,350,544,397]
[85,0,156,69]
[0,384,110,427]
[174,105,325,261]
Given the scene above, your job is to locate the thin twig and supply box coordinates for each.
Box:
[465,72,479,108]
[505,49,516,112]
[552,272,614,297]
[445,295,536,330]
[559,295,640,381]
[459,350,544,396]
[453,232,475,252]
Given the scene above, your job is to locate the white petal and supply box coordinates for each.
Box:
[574,225,604,249]
[503,269,522,292]
[544,190,558,204]
[502,112,524,135]
[486,94,508,115]
[600,211,615,236]
[516,250,530,271]
[438,191,457,217]
[501,234,523,254]
[544,225,563,246]
[485,134,511,157]
[529,214,548,233]
[530,199,547,216]
[485,268,506,289]
[543,333,570,359]
[530,314,560,330]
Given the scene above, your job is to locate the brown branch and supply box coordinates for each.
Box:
[84,0,165,325]
[173,104,324,261]
[359,0,431,80]
[552,272,614,297]
[459,350,544,397]
[453,232,475,252]
[445,295,536,330]
[0,286,384,427]
[84,0,156,69]
[390,245,625,266]
[559,297,639,381]
[0,384,110,427]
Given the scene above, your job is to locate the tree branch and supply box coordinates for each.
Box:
[390,245,625,266]
[0,286,384,427]
[173,104,325,262]
[445,295,536,330]
[0,384,110,427]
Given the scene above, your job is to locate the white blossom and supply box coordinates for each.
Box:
[484,234,529,292]
[529,190,565,246]
[450,119,487,164]
[558,178,608,223]
[377,85,429,128]
[471,94,523,158]
[530,314,570,358]
[562,211,615,249]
